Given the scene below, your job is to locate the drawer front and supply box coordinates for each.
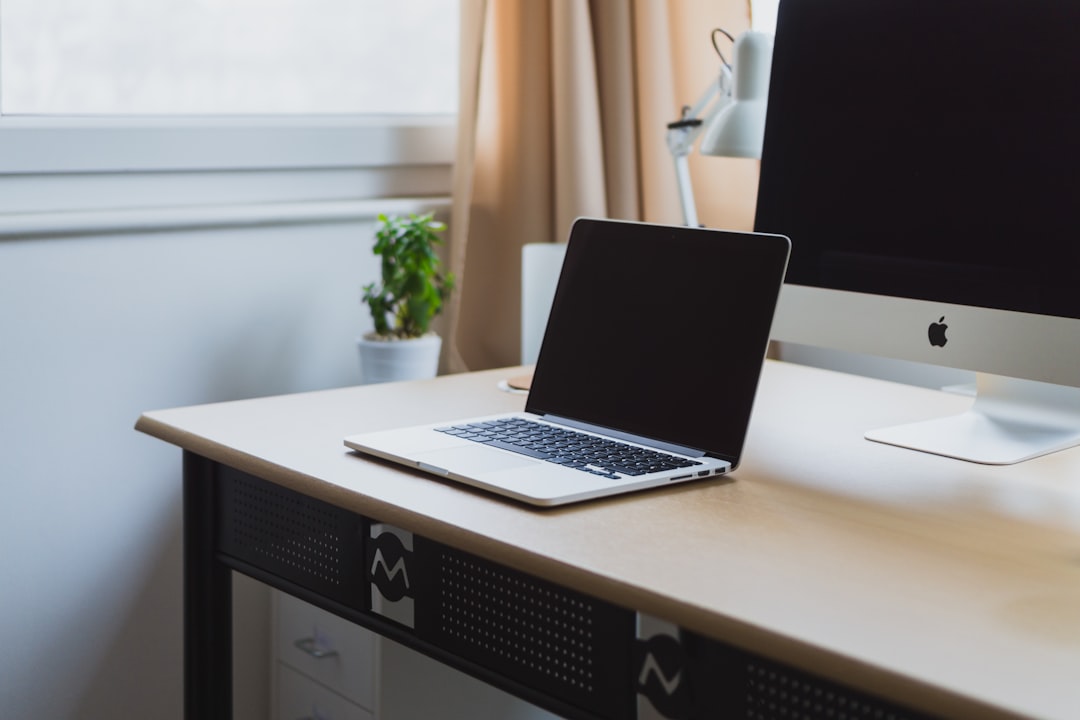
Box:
[276,591,376,710]
[276,662,373,720]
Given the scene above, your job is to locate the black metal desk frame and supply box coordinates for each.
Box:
[184,452,931,720]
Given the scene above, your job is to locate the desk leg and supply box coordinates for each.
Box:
[184,452,232,720]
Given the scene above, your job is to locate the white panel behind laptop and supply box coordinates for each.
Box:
[520,242,567,365]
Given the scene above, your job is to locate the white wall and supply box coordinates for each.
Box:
[0,206,438,718]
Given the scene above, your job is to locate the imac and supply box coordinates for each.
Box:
[754,0,1080,464]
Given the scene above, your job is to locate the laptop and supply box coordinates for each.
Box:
[345,218,790,506]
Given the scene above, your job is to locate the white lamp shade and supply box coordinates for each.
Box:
[699,99,768,158]
[699,31,773,159]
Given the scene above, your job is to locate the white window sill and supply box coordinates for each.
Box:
[0,197,451,239]
[0,115,456,173]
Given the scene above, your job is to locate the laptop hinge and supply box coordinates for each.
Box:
[540,415,707,458]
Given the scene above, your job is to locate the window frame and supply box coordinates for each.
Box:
[0,114,456,174]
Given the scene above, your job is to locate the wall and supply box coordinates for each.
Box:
[0,201,440,718]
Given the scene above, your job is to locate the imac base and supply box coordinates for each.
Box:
[866,374,1080,465]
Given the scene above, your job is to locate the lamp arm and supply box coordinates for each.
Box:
[666,66,734,225]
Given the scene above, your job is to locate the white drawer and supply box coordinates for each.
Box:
[276,662,373,720]
[275,591,376,709]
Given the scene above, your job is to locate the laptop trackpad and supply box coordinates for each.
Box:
[416,445,540,475]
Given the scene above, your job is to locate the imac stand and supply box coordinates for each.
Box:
[866,373,1080,464]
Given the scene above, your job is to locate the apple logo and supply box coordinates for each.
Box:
[928,316,948,347]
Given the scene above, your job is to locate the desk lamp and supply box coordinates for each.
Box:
[666,29,773,226]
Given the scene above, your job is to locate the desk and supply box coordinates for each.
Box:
[135,361,1080,720]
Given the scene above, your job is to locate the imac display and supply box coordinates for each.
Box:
[754,0,1080,463]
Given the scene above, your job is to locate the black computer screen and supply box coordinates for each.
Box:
[525,219,789,465]
[754,0,1080,320]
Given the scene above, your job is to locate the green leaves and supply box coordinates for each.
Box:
[362,212,455,339]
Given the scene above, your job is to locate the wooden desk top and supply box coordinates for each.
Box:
[136,361,1080,720]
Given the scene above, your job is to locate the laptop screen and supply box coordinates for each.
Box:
[525,219,790,465]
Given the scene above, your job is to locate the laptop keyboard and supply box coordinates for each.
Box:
[435,417,701,479]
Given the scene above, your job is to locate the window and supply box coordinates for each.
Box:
[1,0,458,116]
[0,0,458,176]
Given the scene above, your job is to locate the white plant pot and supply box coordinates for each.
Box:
[357,333,442,385]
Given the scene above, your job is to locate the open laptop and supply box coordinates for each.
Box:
[345,218,790,506]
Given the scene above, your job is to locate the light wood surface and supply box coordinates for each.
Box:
[136,360,1080,720]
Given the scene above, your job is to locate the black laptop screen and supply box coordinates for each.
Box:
[524,219,790,465]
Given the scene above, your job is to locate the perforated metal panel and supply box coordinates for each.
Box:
[744,659,928,720]
[413,540,635,720]
[675,630,934,720]
[218,466,365,608]
[440,551,599,691]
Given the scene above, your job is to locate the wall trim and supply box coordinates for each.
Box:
[0,197,451,239]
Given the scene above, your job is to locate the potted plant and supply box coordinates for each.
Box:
[357,212,455,384]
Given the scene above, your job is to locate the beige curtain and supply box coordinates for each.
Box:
[446,0,755,373]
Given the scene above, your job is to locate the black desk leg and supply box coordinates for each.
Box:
[184,452,232,720]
